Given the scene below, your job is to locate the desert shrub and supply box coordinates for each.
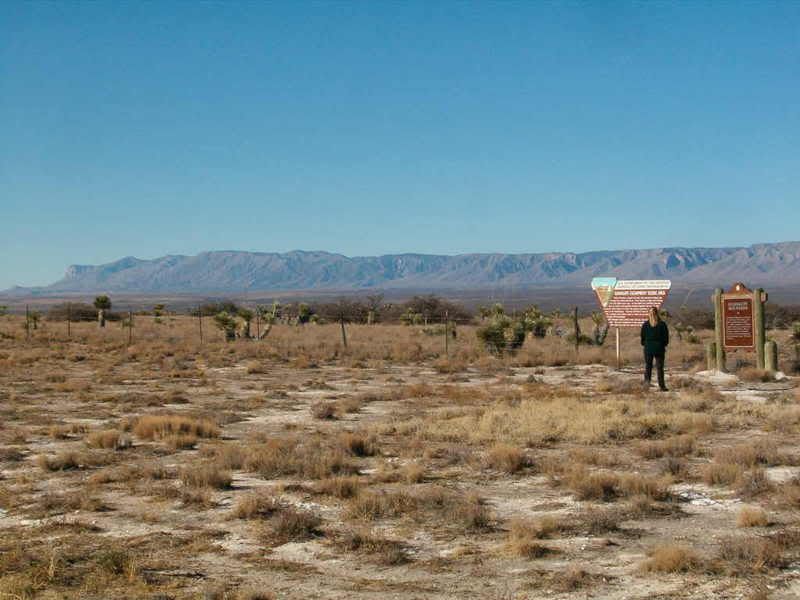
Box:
[269,507,322,542]
[180,462,232,489]
[244,438,356,480]
[233,493,283,519]
[485,444,531,474]
[737,468,773,498]
[476,316,525,355]
[640,544,703,573]
[565,468,670,502]
[636,435,695,459]
[339,432,377,457]
[738,368,774,382]
[311,402,337,420]
[336,529,409,565]
[86,430,131,450]
[703,463,744,486]
[37,451,82,471]
[131,415,219,441]
[346,490,416,521]
[717,536,783,572]
[314,476,362,499]
[737,506,769,528]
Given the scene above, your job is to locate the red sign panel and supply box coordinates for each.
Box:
[590,279,671,328]
[722,296,754,348]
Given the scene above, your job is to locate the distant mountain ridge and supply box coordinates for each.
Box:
[7,242,800,295]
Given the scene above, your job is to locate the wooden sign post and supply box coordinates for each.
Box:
[711,283,770,372]
[591,278,672,370]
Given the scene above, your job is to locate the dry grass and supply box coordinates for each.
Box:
[737,506,769,528]
[2,314,797,598]
[86,429,131,450]
[640,544,704,573]
[738,368,775,382]
[314,476,363,499]
[335,529,409,565]
[485,444,531,474]
[179,461,232,489]
[268,507,322,543]
[506,516,565,557]
[636,434,695,459]
[131,414,219,441]
[565,467,671,502]
[339,432,378,457]
[311,402,337,420]
[232,492,283,519]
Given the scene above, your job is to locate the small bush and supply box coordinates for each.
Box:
[718,536,783,571]
[311,402,337,420]
[314,476,362,499]
[180,462,232,489]
[641,544,703,573]
[37,451,81,471]
[485,444,530,474]
[132,415,219,440]
[339,432,377,457]
[86,430,131,450]
[336,529,409,565]
[270,507,322,542]
[737,506,769,528]
[233,492,282,519]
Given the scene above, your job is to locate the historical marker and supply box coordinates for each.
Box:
[710,282,770,372]
[722,295,754,348]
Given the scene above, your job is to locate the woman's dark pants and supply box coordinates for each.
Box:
[644,351,666,390]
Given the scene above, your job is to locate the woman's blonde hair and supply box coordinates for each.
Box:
[648,307,661,327]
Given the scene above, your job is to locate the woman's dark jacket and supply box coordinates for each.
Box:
[640,321,669,355]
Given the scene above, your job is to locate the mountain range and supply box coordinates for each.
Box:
[5,242,800,297]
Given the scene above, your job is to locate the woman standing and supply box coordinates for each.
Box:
[640,307,669,391]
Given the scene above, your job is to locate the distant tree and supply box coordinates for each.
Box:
[29,310,41,330]
[213,311,238,342]
[153,304,166,317]
[237,308,254,339]
[297,303,312,326]
[365,293,384,325]
[94,295,112,328]
[521,305,552,338]
[476,312,526,355]
[400,307,423,326]
[0,305,7,317]
[256,301,280,339]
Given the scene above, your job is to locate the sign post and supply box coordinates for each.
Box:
[591,278,672,370]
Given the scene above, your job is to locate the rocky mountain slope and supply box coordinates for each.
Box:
[8,242,800,294]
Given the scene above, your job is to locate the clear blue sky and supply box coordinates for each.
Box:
[2,1,799,289]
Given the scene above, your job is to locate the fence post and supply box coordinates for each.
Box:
[25,305,30,341]
[444,310,449,358]
[340,315,348,349]
[67,303,71,339]
[128,310,133,346]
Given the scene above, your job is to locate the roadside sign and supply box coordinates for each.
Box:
[590,278,671,328]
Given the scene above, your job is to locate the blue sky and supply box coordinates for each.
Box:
[2,1,799,289]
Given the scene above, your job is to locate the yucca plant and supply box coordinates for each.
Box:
[94,295,111,328]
